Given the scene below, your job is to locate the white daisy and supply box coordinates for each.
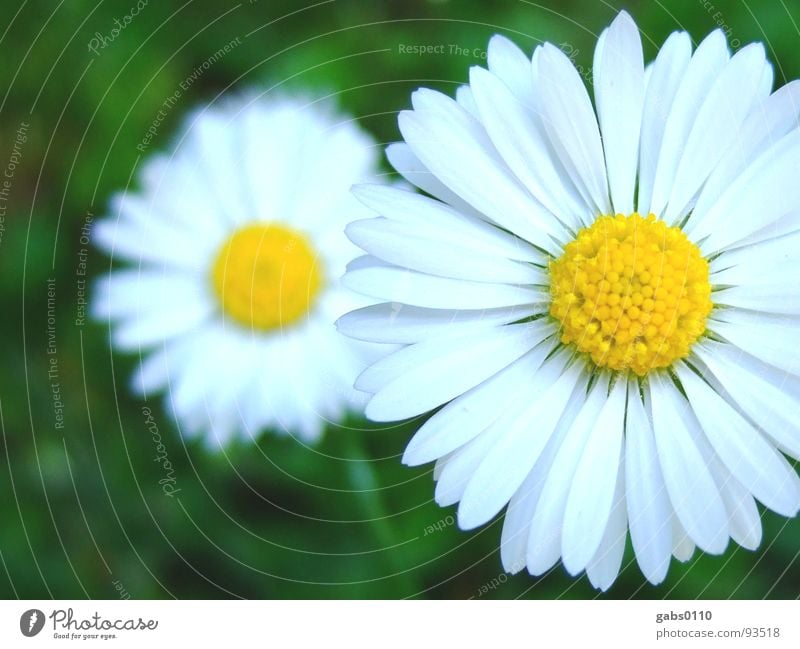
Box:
[94,94,380,446]
[338,11,800,590]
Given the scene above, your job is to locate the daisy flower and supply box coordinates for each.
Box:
[338,11,800,590]
[94,95,380,446]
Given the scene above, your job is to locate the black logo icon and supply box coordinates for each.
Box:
[20,609,45,637]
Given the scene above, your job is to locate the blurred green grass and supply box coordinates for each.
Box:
[1,0,799,599]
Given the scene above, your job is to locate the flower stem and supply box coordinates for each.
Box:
[341,428,420,598]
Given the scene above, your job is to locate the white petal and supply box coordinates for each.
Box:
[184,106,252,224]
[487,35,536,106]
[710,230,800,283]
[760,60,775,96]
[455,85,479,117]
[469,66,584,229]
[337,302,534,344]
[592,29,607,88]
[499,378,587,574]
[398,105,565,253]
[346,218,545,285]
[354,319,547,394]
[363,322,552,421]
[110,299,214,350]
[665,43,766,223]
[688,80,800,230]
[526,373,612,575]
[693,340,800,459]
[666,393,763,552]
[712,233,800,313]
[288,119,379,233]
[586,459,627,592]
[457,361,585,530]
[92,270,209,319]
[168,329,232,418]
[649,372,729,554]
[693,129,800,255]
[433,452,452,481]
[725,208,800,250]
[705,455,762,551]
[676,363,800,517]
[713,283,800,316]
[343,256,547,310]
[671,513,696,562]
[537,43,610,215]
[385,143,486,221]
[137,153,227,238]
[239,99,311,224]
[709,310,800,375]
[237,97,371,230]
[352,184,545,263]
[637,31,692,214]
[94,198,215,271]
[561,378,627,575]
[501,465,548,575]
[625,377,672,585]
[434,411,513,507]
[132,349,171,396]
[402,340,554,466]
[593,10,644,215]
[649,30,729,218]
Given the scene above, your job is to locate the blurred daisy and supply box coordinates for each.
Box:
[94,95,379,445]
[338,11,800,590]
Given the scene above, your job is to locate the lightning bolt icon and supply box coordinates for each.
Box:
[28,611,38,632]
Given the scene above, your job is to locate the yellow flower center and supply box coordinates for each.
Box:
[549,213,712,376]
[211,223,324,331]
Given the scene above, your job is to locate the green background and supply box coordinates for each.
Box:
[1,0,798,599]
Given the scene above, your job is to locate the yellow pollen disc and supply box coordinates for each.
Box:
[211,223,323,331]
[549,213,712,376]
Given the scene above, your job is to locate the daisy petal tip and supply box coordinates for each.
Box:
[410,87,439,109]
[342,219,368,246]
[349,182,373,202]
[560,555,585,578]
[129,374,147,397]
[400,443,425,467]
[641,561,670,587]
[707,535,731,557]
[396,110,423,140]
[487,33,513,49]
[339,272,356,293]
[738,534,762,553]
[456,502,490,531]
[384,141,404,159]
[524,551,554,578]
[587,573,617,593]
[707,27,730,49]
[539,41,559,58]
[397,108,417,125]
[90,220,114,249]
[500,556,525,575]
[487,33,527,64]
[433,493,453,508]
[332,313,348,333]
[88,294,109,321]
[352,360,381,391]
[612,8,636,28]
[363,398,401,423]
[468,64,488,84]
